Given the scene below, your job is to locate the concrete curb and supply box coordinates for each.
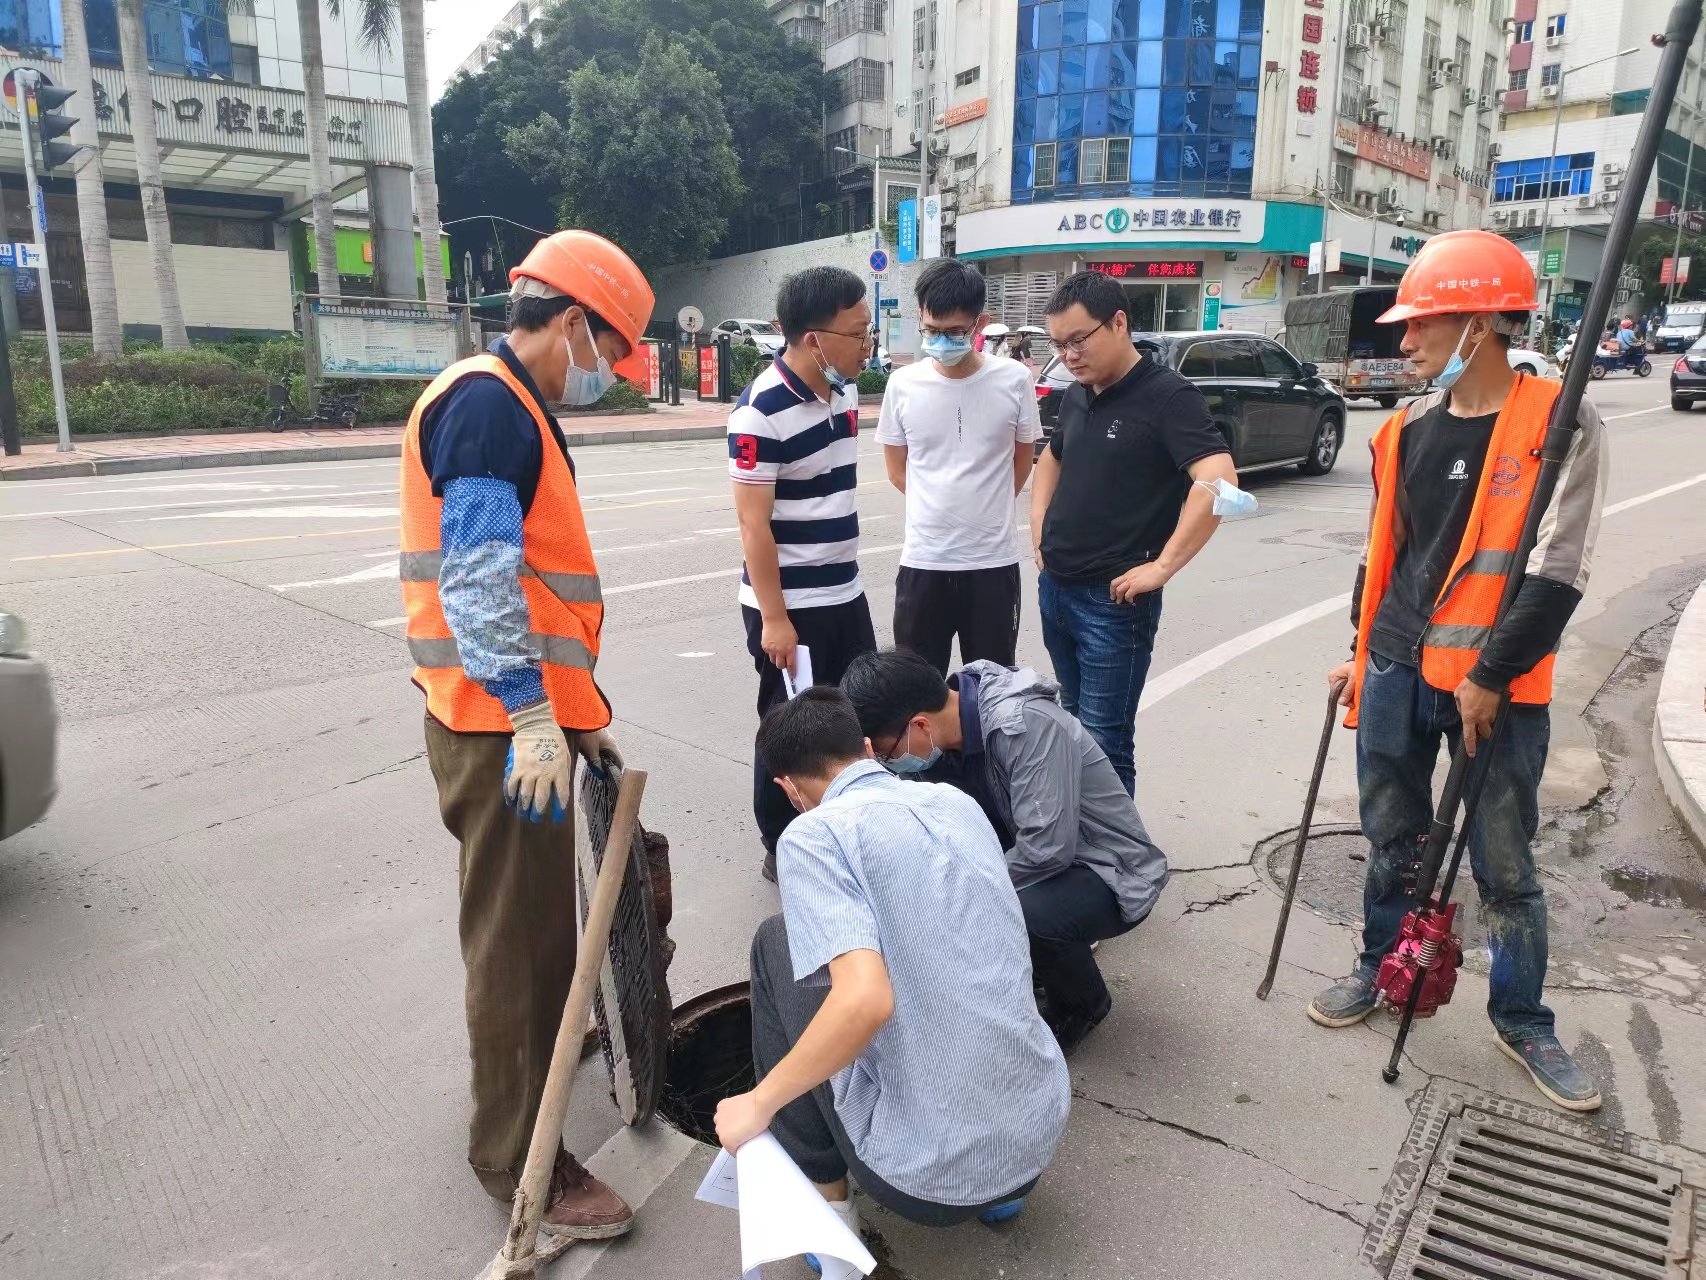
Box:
[1654,576,1706,856]
[0,425,730,481]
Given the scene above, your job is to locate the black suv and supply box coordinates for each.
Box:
[1035,330,1348,475]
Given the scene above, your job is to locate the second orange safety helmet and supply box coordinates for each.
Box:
[1376,229,1538,325]
[510,229,656,381]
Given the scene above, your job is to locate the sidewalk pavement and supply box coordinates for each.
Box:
[1657,577,1706,850]
[0,399,824,481]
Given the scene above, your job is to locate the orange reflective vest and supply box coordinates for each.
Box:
[399,354,609,734]
[1346,374,1559,729]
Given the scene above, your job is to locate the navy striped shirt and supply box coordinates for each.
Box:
[728,358,863,611]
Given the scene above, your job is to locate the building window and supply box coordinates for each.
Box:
[1509,67,1529,92]
[1415,88,1433,141]
[953,152,979,175]
[1082,137,1106,185]
[913,91,923,132]
[955,66,980,88]
[827,126,860,171]
[85,0,235,79]
[1481,53,1498,103]
[1493,152,1596,202]
[1383,0,1407,55]
[1476,123,1491,170]
[1546,13,1565,38]
[1513,20,1532,43]
[1105,137,1131,183]
[829,56,885,104]
[823,0,883,45]
[1541,63,1561,88]
[1455,36,1470,77]
[886,183,917,221]
[1034,141,1057,188]
[1333,159,1354,199]
[231,42,259,85]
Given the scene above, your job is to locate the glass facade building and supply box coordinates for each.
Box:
[1012,0,1266,202]
[1,2,237,80]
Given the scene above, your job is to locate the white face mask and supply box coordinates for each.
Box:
[1195,477,1258,518]
[562,351,616,406]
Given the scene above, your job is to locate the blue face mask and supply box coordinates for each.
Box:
[922,333,975,366]
[1195,477,1258,518]
[883,724,941,775]
[809,337,853,393]
[563,353,616,406]
[1433,320,1481,392]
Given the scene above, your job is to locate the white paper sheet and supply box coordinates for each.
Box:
[781,645,815,699]
[692,1132,876,1280]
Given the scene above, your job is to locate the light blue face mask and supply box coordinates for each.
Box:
[562,354,616,406]
[809,336,853,393]
[1433,320,1482,392]
[884,724,941,775]
[1195,477,1258,518]
[922,333,975,366]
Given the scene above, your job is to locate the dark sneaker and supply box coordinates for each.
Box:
[761,849,778,883]
[1497,1035,1602,1112]
[1307,973,1379,1028]
[540,1152,634,1241]
[1048,992,1112,1057]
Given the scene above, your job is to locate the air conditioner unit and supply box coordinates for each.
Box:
[1601,161,1624,175]
[1362,104,1385,125]
[1380,184,1403,208]
[908,128,922,145]
[1478,94,1495,111]
[1576,194,1594,209]
[1372,24,1393,43]
[1605,172,1624,190]
[1443,60,1461,81]
[1492,209,1511,225]
[939,209,955,227]
[1598,191,1618,206]
[1347,22,1372,49]
[1462,88,1478,107]
[1488,142,1502,159]
[1429,70,1447,89]
[1542,84,1559,98]
[1525,209,1541,227]
[1545,34,1563,47]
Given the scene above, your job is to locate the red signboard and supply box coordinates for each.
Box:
[698,344,717,398]
[643,343,660,399]
[1088,260,1204,279]
[1662,257,1677,285]
[940,98,988,128]
[1335,120,1434,181]
[1290,255,1311,270]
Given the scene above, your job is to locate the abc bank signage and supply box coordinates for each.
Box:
[956,198,1268,256]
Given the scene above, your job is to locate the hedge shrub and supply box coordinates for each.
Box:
[856,368,889,397]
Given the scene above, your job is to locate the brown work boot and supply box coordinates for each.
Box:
[540,1152,634,1241]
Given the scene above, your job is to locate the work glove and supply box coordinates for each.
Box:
[504,700,573,823]
[575,727,624,777]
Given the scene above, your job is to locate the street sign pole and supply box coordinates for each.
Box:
[17,70,74,453]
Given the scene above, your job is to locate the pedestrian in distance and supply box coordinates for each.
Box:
[1309,230,1609,1114]
[398,230,651,1240]
[840,649,1169,1054]
[877,259,1042,676]
[1031,270,1245,795]
[730,266,879,883]
[715,689,1070,1241]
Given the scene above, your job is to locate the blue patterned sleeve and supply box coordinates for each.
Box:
[440,476,546,711]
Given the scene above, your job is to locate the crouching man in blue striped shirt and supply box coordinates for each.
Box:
[714,688,1070,1245]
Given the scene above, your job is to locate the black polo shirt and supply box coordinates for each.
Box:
[1040,353,1226,585]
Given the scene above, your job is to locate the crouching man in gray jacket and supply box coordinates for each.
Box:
[842,650,1169,1053]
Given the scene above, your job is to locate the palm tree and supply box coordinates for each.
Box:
[60,0,122,358]
[116,0,191,350]
[299,0,342,303]
[398,0,444,304]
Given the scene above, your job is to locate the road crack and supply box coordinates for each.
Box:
[1286,1187,1370,1230]
[1179,883,1260,916]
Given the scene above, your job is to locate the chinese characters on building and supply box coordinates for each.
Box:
[1297,2,1323,115]
[1054,205,1246,234]
[88,78,361,148]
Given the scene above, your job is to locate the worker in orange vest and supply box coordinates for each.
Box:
[1307,231,1609,1113]
[399,229,653,1236]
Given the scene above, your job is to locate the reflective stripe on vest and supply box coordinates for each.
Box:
[1345,374,1560,729]
[398,353,610,734]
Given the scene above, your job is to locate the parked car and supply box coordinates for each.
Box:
[1035,330,1347,475]
[711,318,785,357]
[0,609,56,840]
[1652,303,1706,352]
[1507,347,1554,378]
[1669,336,1706,409]
[1282,286,1428,408]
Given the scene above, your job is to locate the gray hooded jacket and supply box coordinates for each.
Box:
[961,661,1169,923]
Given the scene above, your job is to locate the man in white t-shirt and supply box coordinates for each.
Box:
[877,260,1042,674]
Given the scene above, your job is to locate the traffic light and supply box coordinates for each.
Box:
[30,84,84,173]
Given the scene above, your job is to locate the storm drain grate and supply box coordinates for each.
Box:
[1369,1080,1704,1280]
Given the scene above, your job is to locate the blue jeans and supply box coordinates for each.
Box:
[1355,654,1554,1042]
[1036,572,1162,796]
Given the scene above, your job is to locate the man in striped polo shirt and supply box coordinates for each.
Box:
[731,266,879,881]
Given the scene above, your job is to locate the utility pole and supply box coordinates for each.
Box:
[0,294,17,457]
[16,69,81,453]
[1319,0,1351,296]
[1670,136,1696,304]
[0,182,19,338]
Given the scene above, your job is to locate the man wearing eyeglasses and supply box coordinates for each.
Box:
[731,266,879,882]
[1031,270,1236,796]
[877,259,1041,675]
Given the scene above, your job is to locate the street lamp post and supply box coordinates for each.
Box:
[835,144,886,369]
[1669,136,1696,305]
[1365,210,1405,285]
[1532,47,1641,344]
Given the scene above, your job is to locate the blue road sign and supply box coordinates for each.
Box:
[869,248,889,274]
[897,201,918,264]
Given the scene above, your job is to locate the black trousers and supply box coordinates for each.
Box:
[1018,865,1139,1022]
[749,915,1040,1225]
[893,564,1022,676]
[743,594,877,853]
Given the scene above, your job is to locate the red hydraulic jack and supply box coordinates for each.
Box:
[1377,0,1701,1085]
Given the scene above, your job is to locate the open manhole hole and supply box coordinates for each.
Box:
[657,983,756,1146]
[1253,822,1483,940]
[1366,1079,1706,1279]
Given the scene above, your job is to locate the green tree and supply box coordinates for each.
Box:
[1631,225,1706,306]
[504,34,743,269]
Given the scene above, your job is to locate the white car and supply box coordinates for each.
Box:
[712,318,785,356]
[1507,346,1554,378]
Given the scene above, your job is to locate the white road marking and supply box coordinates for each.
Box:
[273,560,399,591]
[1138,594,1354,713]
[53,481,348,496]
[579,485,693,500]
[677,651,714,658]
[1603,470,1706,516]
[602,544,903,596]
[131,505,399,522]
[0,486,400,520]
[1603,406,1669,421]
[369,616,407,627]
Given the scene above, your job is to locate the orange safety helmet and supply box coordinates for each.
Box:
[1376,229,1538,325]
[510,229,655,381]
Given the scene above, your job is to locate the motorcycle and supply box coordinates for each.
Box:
[1588,341,1653,380]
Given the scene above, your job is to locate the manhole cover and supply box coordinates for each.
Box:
[1254,823,1483,940]
[1367,1079,1706,1278]
[658,983,755,1147]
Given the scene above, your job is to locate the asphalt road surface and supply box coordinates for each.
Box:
[3,371,1705,1279]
